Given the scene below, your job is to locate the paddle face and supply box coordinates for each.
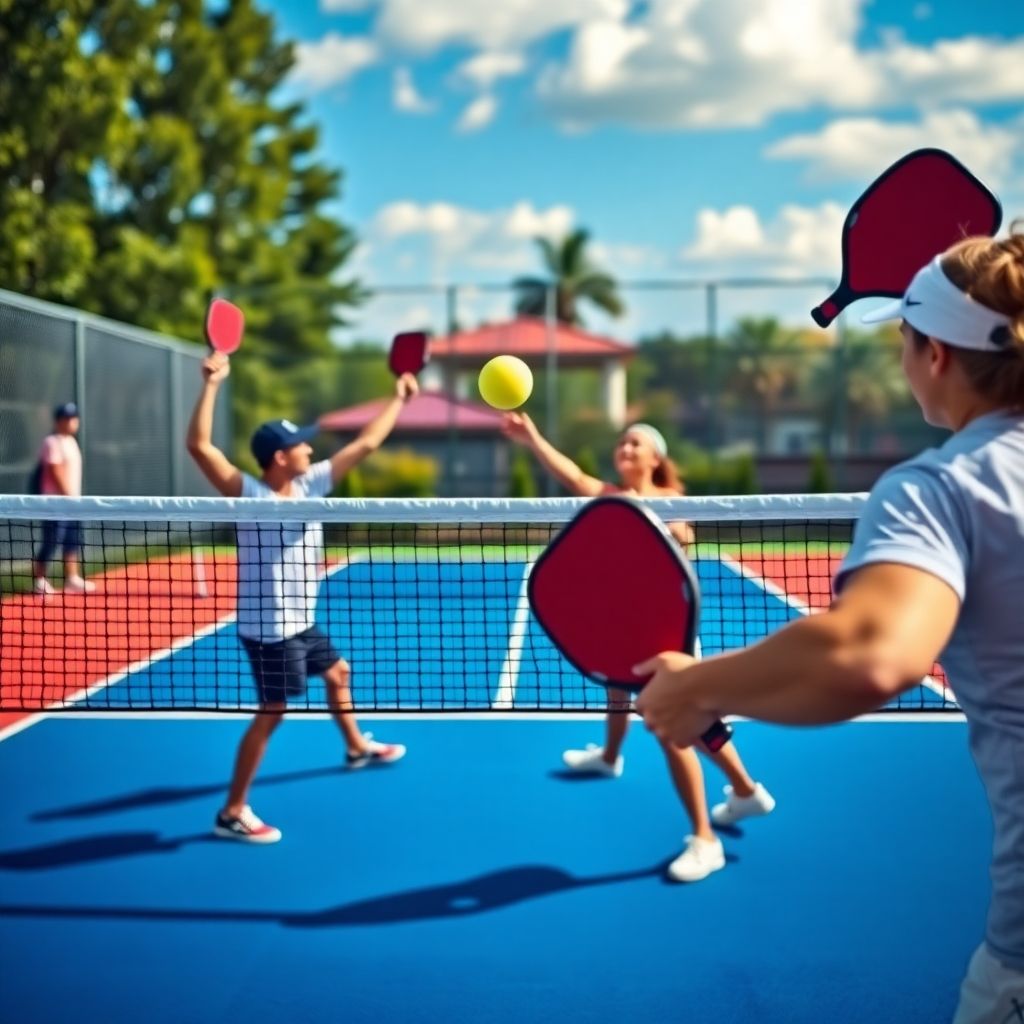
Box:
[528,496,731,751]
[205,299,245,354]
[389,332,429,376]
[811,149,1002,327]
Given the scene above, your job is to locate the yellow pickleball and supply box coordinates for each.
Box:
[478,355,534,410]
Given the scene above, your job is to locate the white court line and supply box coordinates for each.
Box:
[718,554,957,706]
[492,561,534,710]
[0,557,363,744]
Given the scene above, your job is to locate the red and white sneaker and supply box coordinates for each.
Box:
[213,805,282,844]
[346,733,407,770]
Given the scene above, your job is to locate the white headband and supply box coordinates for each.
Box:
[861,257,1012,353]
[625,423,668,458]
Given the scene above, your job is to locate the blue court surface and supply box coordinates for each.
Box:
[0,556,986,1022]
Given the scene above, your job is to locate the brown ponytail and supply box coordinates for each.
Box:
[940,221,1024,410]
[653,456,684,493]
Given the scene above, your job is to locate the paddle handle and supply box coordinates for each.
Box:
[700,719,732,752]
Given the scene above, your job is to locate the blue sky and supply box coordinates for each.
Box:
[264,0,1024,341]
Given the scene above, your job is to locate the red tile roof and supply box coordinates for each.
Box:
[319,391,506,434]
[430,317,633,361]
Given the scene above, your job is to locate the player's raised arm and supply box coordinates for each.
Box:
[186,352,243,498]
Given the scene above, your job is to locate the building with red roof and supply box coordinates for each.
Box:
[319,392,511,497]
[426,317,633,427]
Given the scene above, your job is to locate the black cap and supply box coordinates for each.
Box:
[54,402,79,420]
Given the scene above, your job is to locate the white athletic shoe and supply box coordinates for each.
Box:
[347,733,407,769]
[33,577,55,596]
[710,783,776,826]
[561,744,623,778]
[666,835,726,883]
[64,575,96,594]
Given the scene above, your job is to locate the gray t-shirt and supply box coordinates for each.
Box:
[836,411,1024,970]
[237,461,333,643]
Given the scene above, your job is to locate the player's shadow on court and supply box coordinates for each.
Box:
[0,859,733,927]
[31,766,345,822]
[0,831,216,869]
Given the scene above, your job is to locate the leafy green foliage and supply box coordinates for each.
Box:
[513,228,625,325]
[0,0,361,350]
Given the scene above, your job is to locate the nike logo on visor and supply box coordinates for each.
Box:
[904,297,923,307]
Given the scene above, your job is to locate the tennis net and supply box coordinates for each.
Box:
[0,493,957,715]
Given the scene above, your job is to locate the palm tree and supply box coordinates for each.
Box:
[812,328,909,450]
[513,228,625,325]
[725,317,807,452]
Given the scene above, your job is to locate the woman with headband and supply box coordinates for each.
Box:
[635,227,1024,1020]
[503,412,775,882]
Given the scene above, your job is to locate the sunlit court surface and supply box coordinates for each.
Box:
[0,496,987,1024]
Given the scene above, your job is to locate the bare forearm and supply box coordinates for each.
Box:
[526,433,586,492]
[687,614,910,725]
[359,397,404,450]
[187,381,220,453]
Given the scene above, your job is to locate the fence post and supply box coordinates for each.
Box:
[705,282,719,459]
[544,282,558,496]
[834,312,849,489]
[73,314,87,488]
[445,284,458,496]
[169,350,183,495]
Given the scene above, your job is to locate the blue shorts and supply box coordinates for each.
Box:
[36,520,82,564]
[240,626,341,705]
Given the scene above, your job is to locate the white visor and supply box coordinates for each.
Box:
[861,256,1011,353]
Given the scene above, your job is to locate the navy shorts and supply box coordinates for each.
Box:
[240,626,341,705]
[36,520,82,564]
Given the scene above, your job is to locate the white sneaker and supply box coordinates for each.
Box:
[64,575,96,594]
[33,578,55,596]
[213,805,282,844]
[346,733,407,769]
[710,783,776,826]
[667,835,726,883]
[561,744,623,778]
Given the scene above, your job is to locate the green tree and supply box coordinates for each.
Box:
[0,0,361,350]
[507,448,538,498]
[513,228,624,325]
[725,317,806,453]
[812,328,909,451]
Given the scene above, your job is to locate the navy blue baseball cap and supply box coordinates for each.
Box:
[54,402,79,420]
[250,418,319,467]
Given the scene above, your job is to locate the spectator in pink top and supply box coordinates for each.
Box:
[32,402,94,596]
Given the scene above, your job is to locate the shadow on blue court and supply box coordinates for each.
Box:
[0,716,989,1024]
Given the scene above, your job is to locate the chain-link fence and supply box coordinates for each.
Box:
[303,277,944,497]
[0,289,230,497]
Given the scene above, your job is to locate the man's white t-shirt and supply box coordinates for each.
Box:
[236,461,333,643]
[39,434,83,496]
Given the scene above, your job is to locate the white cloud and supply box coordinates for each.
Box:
[913,3,932,18]
[292,33,378,90]
[536,0,1024,131]
[456,94,499,133]
[375,0,628,53]
[766,110,1021,189]
[368,199,576,274]
[684,201,847,277]
[456,52,527,89]
[393,67,435,113]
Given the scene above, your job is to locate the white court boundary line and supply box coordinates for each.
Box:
[0,557,363,745]
[492,561,534,710]
[718,554,958,707]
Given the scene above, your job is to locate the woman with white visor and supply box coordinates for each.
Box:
[633,226,1024,1022]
